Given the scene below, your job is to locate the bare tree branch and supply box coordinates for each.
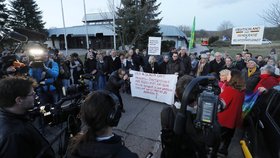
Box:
[260,0,280,27]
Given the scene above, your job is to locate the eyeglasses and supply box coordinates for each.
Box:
[26,91,36,97]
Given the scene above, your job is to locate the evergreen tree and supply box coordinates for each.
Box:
[9,0,45,32]
[116,0,162,49]
[0,0,9,28]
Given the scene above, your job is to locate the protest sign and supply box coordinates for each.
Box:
[130,70,177,105]
[231,26,264,45]
[148,37,161,55]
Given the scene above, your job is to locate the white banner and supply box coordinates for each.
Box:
[130,70,177,105]
[148,37,161,55]
[231,26,264,45]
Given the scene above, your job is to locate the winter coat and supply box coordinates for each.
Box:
[69,134,138,158]
[0,109,55,158]
[242,68,261,93]
[254,74,279,92]
[166,59,185,76]
[218,85,245,129]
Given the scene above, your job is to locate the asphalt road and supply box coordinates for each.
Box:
[114,93,244,158]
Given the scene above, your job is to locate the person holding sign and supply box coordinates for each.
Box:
[166,52,185,77]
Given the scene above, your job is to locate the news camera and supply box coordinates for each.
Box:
[174,76,222,134]
[29,76,89,127]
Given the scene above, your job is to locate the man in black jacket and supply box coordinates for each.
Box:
[0,77,55,158]
[179,47,192,75]
[105,68,128,112]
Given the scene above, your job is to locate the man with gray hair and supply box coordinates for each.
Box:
[209,52,225,78]
[179,47,192,75]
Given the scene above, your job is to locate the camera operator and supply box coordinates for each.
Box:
[0,77,55,157]
[67,90,138,158]
[105,68,128,113]
[29,50,59,105]
[160,75,221,158]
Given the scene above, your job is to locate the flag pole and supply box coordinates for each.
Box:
[188,16,196,53]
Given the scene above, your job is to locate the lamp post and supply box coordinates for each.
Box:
[113,0,116,50]
[83,0,89,50]
[60,0,68,56]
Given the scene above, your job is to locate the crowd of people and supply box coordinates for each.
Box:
[0,45,279,157]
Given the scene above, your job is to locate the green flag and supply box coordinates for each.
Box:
[189,16,196,51]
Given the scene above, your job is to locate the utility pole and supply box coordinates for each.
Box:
[113,0,117,50]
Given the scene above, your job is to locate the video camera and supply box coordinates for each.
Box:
[27,43,47,68]
[174,76,223,134]
[29,78,89,126]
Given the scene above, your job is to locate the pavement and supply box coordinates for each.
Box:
[112,93,244,158]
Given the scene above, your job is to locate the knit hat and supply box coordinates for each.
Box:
[248,58,258,66]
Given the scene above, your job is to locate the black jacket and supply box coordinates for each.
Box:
[159,61,168,74]
[108,56,122,74]
[179,55,192,75]
[166,59,185,77]
[242,68,261,93]
[106,71,125,94]
[0,109,55,158]
[69,134,138,158]
[209,59,225,75]
[143,62,159,73]
[234,60,246,71]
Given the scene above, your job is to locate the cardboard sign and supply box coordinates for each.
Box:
[130,70,177,105]
[231,26,264,45]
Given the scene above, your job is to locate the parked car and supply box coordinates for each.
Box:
[242,85,280,158]
[262,39,272,45]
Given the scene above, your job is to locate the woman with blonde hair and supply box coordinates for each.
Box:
[194,54,209,77]
[143,55,159,73]
[217,69,245,156]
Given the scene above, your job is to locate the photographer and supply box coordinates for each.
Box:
[161,75,221,158]
[67,90,138,158]
[105,68,128,113]
[0,77,55,158]
[29,50,59,105]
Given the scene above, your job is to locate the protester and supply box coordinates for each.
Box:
[166,52,185,77]
[159,55,169,74]
[223,56,236,70]
[256,55,266,68]
[219,69,231,92]
[194,54,209,77]
[143,55,159,73]
[242,58,260,94]
[179,47,192,75]
[266,58,280,75]
[209,52,225,78]
[234,53,246,71]
[67,90,138,158]
[254,65,279,93]
[84,51,97,91]
[131,49,143,71]
[0,77,55,157]
[107,50,122,74]
[218,69,245,156]
[69,53,84,85]
[95,51,108,90]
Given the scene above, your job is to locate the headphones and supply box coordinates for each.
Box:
[97,90,122,127]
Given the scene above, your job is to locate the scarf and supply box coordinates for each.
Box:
[248,67,257,77]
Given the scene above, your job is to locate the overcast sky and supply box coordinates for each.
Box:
[36,0,275,31]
